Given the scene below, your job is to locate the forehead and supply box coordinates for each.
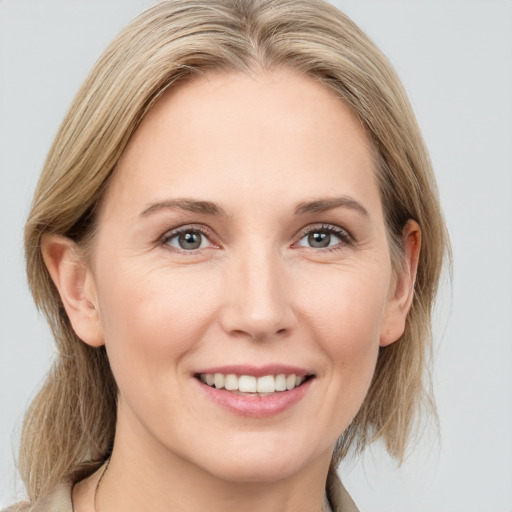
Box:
[103,67,381,220]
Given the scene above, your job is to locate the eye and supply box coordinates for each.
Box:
[295,224,351,250]
[162,227,212,251]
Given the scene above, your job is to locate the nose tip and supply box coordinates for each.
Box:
[219,255,296,341]
[225,309,290,341]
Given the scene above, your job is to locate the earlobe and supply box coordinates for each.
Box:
[41,234,104,347]
[380,220,421,347]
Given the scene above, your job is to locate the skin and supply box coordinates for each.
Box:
[43,68,420,512]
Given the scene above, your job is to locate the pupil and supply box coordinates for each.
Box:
[308,232,330,248]
[179,232,201,250]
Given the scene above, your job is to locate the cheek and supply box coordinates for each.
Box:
[94,261,219,387]
[301,261,390,348]
[299,263,389,411]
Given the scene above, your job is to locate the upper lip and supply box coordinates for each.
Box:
[194,365,313,377]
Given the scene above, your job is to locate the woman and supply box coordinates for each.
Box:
[7,0,448,511]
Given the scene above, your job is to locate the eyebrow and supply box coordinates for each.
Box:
[294,196,369,217]
[139,195,369,219]
[140,199,228,218]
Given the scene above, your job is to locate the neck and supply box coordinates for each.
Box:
[99,448,331,512]
[76,412,334,512]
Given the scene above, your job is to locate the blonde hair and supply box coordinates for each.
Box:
[21,0,448,502]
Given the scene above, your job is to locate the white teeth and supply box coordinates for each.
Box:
[224,374,238,391]
[257,375,275,393]
[239,375,257,393]
[200,372,308,393]
[214,373,225,389]
[275,374,287,391]
[286,374,296,390]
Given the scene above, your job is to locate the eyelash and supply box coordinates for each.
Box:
[159,224,215,254]
[159,223,354,254]
[294,224,354,252]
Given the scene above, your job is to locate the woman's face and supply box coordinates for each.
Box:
[79,68,407,482]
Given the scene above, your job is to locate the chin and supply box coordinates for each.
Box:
[191,436,332,485]
[205,459,305,485]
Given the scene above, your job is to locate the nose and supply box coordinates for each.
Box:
[219,247,297,341]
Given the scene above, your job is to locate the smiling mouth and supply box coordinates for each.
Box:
[195,373,314,395]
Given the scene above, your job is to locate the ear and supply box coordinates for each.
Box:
[380,220,421,347]
[41,234,104,347]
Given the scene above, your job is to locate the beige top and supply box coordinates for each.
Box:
[4,472,359,512]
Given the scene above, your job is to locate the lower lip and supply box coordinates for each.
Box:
[196,378,312,418]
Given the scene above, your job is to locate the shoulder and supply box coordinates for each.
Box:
[2,482,73,512]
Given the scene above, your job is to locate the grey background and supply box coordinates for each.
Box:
[1,1,511,510]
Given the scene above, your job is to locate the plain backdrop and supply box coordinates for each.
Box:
[1,1,511,510]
